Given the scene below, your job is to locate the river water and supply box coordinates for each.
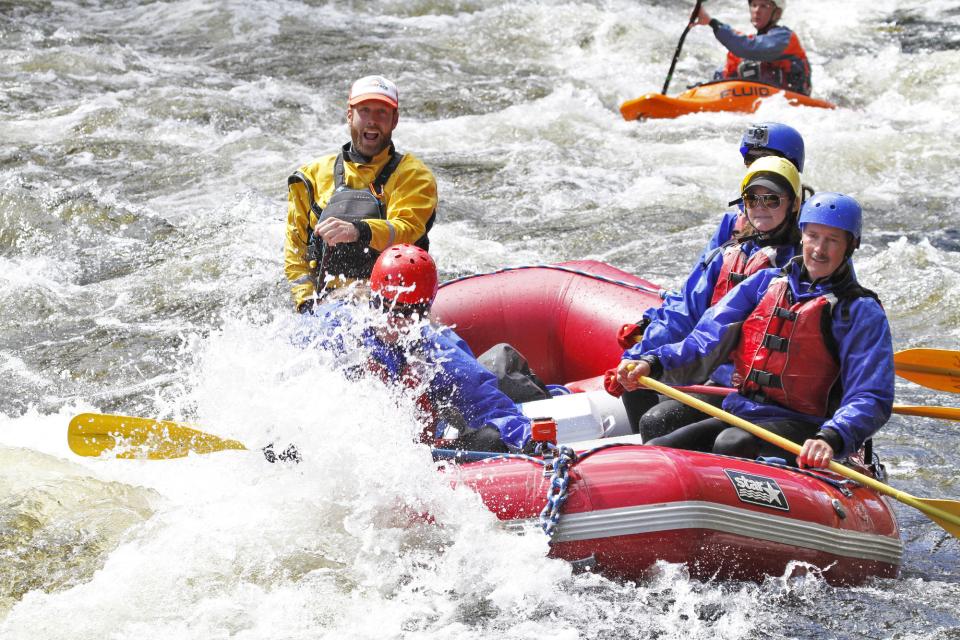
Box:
[2,1,959,638]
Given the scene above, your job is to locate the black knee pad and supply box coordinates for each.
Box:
[713,427,759,458]
[456,425,509,453]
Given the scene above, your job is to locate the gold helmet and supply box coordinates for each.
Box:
[740,155,801,202]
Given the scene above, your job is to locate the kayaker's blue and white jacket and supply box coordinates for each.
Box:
[628,261,894,458]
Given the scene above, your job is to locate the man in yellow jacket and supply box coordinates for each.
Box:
[285,75,439,313]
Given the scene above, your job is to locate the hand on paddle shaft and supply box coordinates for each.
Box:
[616,358,651,391]
[661,0,705,95]
[693,6,711,26]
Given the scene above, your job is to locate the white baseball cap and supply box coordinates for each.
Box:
[348,75,399,109]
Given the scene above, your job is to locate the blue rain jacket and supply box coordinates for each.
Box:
[712,23,796,65]
[633,210,741,385]
[639,261,894,458]
[308,301,532,450]
[628,233,797,387]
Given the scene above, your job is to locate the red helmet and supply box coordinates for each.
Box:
[370,244,438,306]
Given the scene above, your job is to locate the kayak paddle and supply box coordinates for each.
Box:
[894,348,960,394]
[661,0,705,95]
[638,375,960,539]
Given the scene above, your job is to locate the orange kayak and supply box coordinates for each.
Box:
[620,80,835,121]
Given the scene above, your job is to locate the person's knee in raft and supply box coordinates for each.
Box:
[638,397,723,442]
[713,426,761,458]
[618,192,894,469]
[361,245,535,454]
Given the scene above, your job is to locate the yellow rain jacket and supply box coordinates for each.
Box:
[284,145,438,310]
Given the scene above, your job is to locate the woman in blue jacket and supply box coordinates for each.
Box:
[616,193,894,468]
[622,156,803,439]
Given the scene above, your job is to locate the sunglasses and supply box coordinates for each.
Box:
[743,192,784,209]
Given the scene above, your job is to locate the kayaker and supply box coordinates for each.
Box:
[615,193,895,468]
[694,0,812,95]
[617,157,803,441]
[284,75,439,314]
[307,244,532,453]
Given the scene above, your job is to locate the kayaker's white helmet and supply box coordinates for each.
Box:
[749,0,785,11]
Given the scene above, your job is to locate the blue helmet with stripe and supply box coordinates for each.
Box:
[740,122,805,172]
[799,192,862,249]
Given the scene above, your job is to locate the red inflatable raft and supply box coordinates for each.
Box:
[433,261,902,585]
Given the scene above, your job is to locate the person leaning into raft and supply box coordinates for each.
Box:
[615,193,894,468]
[694,0,811,95]
[308,243,534,454]
[284,74,438,314]
[613,156,804,440]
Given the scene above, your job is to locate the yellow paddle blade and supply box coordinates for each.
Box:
[893,404,960,421]
[894,349,960,394]
[68,413,248,460]
[917,499,960,539]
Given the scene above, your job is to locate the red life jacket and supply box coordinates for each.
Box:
[710,243,779,305]
[732,277,840,416]
[722,29,811,95]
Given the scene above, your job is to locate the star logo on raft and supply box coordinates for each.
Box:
[724,469,790,511]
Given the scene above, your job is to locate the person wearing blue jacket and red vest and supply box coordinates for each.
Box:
[308,244,532,453]
[612,123,809,422]
[694,0,811,95]
[619,157,803,440]
[615,193,894,468]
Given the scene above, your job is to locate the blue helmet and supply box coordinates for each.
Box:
[798,192,862,249]
[740,122,805,172]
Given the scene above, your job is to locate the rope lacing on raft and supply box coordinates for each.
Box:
[438,263,665,297]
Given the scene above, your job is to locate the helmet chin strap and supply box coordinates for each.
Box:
[767,7,782,28]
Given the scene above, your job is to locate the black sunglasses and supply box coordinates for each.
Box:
[742,192,784,209]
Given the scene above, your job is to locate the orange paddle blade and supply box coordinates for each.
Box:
[894,349,960,394]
